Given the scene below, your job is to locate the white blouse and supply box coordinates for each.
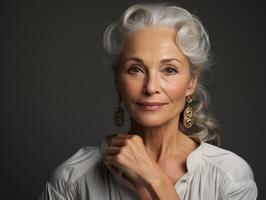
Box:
[39,137,258,200]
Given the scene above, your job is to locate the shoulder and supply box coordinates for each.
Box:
[51,145,101,184]
[39,139,109,199]
[201,143,254,183]
[187,143,258,199]
[44,144,103,196]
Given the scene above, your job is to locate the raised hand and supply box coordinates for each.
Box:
[103,133,162,191]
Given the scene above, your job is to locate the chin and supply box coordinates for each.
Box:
[132,114,169,127]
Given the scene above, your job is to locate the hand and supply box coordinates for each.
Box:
[103,133,161,191]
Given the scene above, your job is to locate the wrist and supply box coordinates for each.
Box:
[141,162,166,186]
[146,175,175,200]
[144,168,170,189]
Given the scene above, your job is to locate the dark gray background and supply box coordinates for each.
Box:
[1,0,265,199]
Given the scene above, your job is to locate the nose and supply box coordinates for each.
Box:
[142,72,160,96]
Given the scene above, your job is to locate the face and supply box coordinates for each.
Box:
[116,26,199,127]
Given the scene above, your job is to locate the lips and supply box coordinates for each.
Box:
[137,102,167,106]
[136,102,167,111]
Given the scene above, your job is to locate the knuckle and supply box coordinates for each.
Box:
[120,146,127,154]
[115,154,123,163]
[132,135,141,142]
[124,138,131,145]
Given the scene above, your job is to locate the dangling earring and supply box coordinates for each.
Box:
[113,95,124,127]
[183,95,193,128]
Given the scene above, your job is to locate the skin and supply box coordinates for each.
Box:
[104,26,200,200]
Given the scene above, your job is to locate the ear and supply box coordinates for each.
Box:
[185,69,200,96]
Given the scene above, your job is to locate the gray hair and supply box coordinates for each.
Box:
[103,3,220,146]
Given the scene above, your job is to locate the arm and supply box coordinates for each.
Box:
[145,174,180,200]
[221,180,258,200]
[39,182,69,200]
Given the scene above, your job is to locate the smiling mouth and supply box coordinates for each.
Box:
[136,102,167,111]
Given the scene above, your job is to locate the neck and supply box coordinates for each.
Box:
[128,116,198,162]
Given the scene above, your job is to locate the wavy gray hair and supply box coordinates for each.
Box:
[103,3,220,146]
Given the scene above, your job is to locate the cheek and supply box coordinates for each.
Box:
[120,77,142,101]
[163,78,189,101]
[164,81,188,117]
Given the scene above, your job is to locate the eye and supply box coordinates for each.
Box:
[163,66,178,75]
[127,65,143,74]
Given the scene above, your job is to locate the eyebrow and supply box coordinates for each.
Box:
[122,57,182,65]
[160,58,182,64]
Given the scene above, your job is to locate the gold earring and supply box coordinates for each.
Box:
[114,95,124,127]
[183,95,193,128]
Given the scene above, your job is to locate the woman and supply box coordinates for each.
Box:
[39,3,258,200]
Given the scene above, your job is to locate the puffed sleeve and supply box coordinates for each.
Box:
[39,180,77,200]
[39,146,100,200]
[221,179,258,200]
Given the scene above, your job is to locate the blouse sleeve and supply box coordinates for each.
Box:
[39,146,100,200]
[39,180,77,200]
[221,179,258,200]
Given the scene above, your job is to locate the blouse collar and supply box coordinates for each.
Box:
[186,139,205,171]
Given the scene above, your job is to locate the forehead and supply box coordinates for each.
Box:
[121,26,187,62]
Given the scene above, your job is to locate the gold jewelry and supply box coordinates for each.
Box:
[183,95,193,128]
[114,95,124,127]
